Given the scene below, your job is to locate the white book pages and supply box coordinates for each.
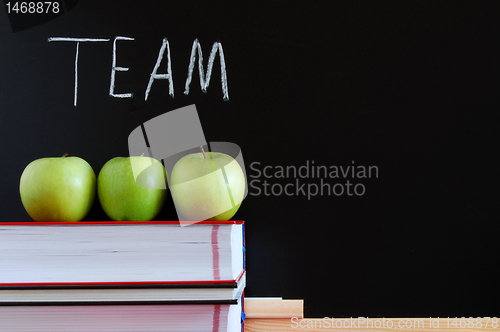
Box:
[0,223,244,284]
[0,301,243,332]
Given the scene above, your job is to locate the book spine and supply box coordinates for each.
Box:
[242,223,246,271]
[241,292,246,332]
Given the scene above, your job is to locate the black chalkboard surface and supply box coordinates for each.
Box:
[1,0,498,318]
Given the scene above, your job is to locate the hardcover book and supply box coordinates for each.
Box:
[0,221,245,304]
[0,300,244,332]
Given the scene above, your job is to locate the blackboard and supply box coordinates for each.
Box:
[1,0,499,318]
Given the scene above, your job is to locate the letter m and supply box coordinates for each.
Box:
[184,39,229,101]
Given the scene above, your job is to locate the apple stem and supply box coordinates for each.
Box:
[62,153,68,157]
[140,153,145,157]
[200,146,207,159]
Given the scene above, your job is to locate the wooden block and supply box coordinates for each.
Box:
[244,297,304,318]
[245,317,498,332]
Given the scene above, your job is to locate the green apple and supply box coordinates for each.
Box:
[19,154,96,222]
[170,150,246,221]
[97,156,168,221]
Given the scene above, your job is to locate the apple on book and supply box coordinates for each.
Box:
[19,153,96,222]
[170,147,246,221]
[97,155,168,221]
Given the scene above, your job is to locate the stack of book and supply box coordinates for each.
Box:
[0,220,245,332]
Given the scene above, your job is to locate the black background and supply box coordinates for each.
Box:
[1,0,499,318]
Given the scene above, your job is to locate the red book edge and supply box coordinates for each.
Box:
[0,270,246,288]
